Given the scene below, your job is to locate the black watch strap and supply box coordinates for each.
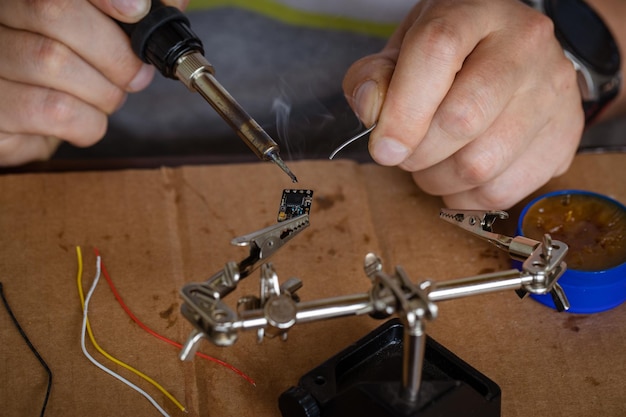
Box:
[524,0,622,123]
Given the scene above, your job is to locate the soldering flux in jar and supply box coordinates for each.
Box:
[521,192,626,272]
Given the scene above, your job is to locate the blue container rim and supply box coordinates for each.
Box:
[517,189,626,313]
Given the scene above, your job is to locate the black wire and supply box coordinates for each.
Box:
[0,281,52,417]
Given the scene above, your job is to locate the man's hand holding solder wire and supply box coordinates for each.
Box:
[343,0,625,210]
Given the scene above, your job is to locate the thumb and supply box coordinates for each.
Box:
[342,0,424,126]
[342,50,398,127]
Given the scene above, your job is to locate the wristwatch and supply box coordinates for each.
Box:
[523,0,622,123]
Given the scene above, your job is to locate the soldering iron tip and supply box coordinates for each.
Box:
[284,166,298,183]
[269,152,298,183]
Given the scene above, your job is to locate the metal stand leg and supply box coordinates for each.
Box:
[402,319,426,403]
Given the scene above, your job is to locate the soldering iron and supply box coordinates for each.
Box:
[118,0,297,182]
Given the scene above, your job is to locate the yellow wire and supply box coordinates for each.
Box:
[76,246,187,413]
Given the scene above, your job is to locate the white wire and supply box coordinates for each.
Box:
[81,256,171,417]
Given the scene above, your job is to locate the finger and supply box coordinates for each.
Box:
[0,134,61,167]
[411,102,541,198]
[0,25,126,114]
[342,0,420,126]
[397,37,524,172]
[342,50,397,127]
[369,2,497,166]
[414,90,583,205]
[438,115,582,210]
[410,73,567,197]
[0,78,109,148]
[0,0,147,91]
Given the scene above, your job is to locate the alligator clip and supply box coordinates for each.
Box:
[439,209,515,251]
[439,208,547,261]
[178,213,310,354]
[232,214,310,278]
[440,208,570,310]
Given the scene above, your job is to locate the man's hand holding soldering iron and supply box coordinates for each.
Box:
[1,0,624,209]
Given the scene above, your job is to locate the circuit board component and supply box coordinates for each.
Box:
[277,189,314,222]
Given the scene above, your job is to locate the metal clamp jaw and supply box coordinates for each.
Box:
[179,209,570,404]
[179,214,309,355]
[439,209,570,311]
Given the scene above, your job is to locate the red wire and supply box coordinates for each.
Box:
[93,248,256,386]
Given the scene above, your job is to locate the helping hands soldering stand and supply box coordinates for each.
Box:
[118,0,297,182]
[179,209,570,417]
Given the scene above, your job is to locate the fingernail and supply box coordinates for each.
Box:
[371,137,410,166]
[354,80,380,126]
[112,0,150,19]
[127,63,155,92]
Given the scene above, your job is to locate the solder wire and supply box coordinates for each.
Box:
[94,248,256,386]
[0,281,52,417]
[76,247,186,414]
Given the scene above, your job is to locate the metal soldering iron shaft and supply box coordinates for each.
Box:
[175,52,297,182]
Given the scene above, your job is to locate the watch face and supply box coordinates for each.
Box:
[545,0,620,76]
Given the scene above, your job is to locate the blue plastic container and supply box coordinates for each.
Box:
[517,190,626,314]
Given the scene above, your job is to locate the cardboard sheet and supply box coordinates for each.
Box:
[0,154,624,417]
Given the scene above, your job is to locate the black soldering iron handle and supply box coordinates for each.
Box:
[117,0,204,79]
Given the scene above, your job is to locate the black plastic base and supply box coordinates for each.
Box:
[279,319,501,417]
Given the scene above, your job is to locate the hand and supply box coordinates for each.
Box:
[0,0,185,166]
[343,0,584,209]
